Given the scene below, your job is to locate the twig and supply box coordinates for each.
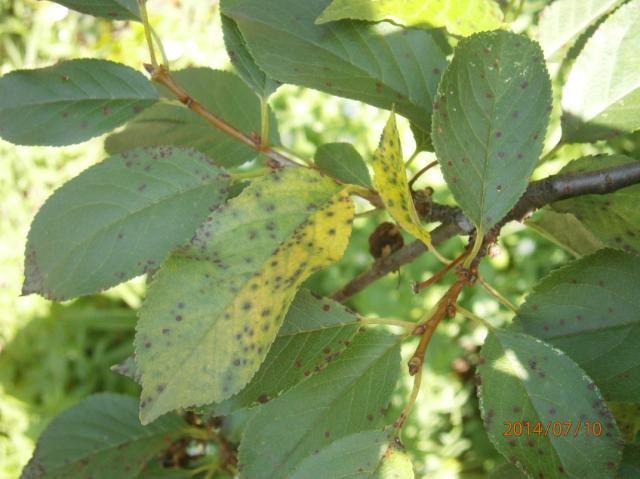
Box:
[137,0,157,68]
[393,365,422,432]
[148,65,300,169]
[412,249,468,293]
[332,161,640,301]
[408,160,438,189]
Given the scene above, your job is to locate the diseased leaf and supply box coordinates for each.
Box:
[221,13,280,98]
[432,31,552,232]
[238,330,402,479]
[537,0,623,61]
[290,430,414,479]
[212,290,361,415]
[316,0,503,37]
[0,59,158,146]
[20,393,186,479]
[478,329,622,479]
[515,249,640,402]
[136,168,354,424]
[372,112,431,247]
[105,68,279,168]
[23,147,230,300]
[526,209,604,257]
[48,0,140,20]
[562,0,640,142]
[315,142,372,188]
[609,403,640,442]
[488,464,529,479]
[111,355,141,383]
[551,155,640,254]
[222,0,448,135]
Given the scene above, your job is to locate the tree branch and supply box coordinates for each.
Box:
[332,161,640,301]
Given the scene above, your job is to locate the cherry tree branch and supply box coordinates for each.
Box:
[332,161,640,301]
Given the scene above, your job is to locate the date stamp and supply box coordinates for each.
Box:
[503,420,604,438]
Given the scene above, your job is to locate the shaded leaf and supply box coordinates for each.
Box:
[478,329,622,479]
[526,209,604,257]
[562,0,640,142]
[316,0,503,37]
[372,112,431,247]
[432,31,551,232]
[619,444,640,479]
[551,155,640,255]
[290,430,414,479]
[515,249,640,402]
[609,403,640,442]
[20,393,186,479]
[537,0,623,61]
[488,464,529,479]
[49,0,140,20]
[136,168,354,424]
[221,13,279,98]
[23,147,230,300]
[315,142,372,188]
[222,0,448,135]
[238,330,402,479]
[212,290,361,415]
[105,68,279,168]
[0,59,158,146]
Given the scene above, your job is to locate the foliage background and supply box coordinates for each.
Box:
[1,1,637,478]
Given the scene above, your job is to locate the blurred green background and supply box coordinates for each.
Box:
[1,1,638,478]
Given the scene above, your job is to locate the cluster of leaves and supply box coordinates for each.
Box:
[1,0,639,478]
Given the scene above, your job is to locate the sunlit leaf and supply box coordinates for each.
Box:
[222,0,447,136]
[239,330,401,479]
[562,0,640,142]
[105,68,279,168]
[22,147,230,300]
[20,393,186,479]
[372,112,431,247]
[550,155,640,254]
[136,168,354,424]
[515,249,640,402]
[0,59,158,146]
[432,31,552,232]
[537,0,623,61]
[316,0,503,37]
[478,329,622,479]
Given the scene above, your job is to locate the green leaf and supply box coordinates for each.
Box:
[221,14,280,98]
[561,0,640,142]
[48,0,140,20]
[290,430,414,479]
[550,155,640,255]
[537,0,623,61]
[105,68,279,168]
[238,330,401,479]
[222,0,448,135]
[111,355,141,383]
[432,31,552,232]
[620,444,640,479]
[0,59,157,146]
[316,0,503,37]
[315,142,372,188]
[20,393,186,479]
[22,147,230,300]
[488,464,529,479]
[609,403,640,442]
[212,289,361,415]
[515,249,640,402]
[526,209,604,257]
[136,168,354,424]
[478,329,622,479]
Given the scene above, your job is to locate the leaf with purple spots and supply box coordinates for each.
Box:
[0,59,157,146]
[478,329,622,479]
[432,31,552,232]
[20,393,186,479]
[515,249,640,401]
[22,147,230,300]
[239,330,401,479]
[136,168,355,424]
